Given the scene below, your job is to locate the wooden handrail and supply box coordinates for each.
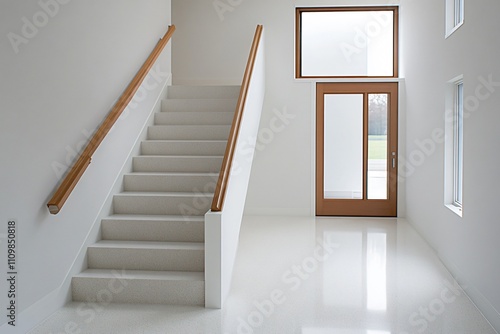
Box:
[211,25,263,212]
[47,25,176,215]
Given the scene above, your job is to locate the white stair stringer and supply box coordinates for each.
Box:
[71,85,239,306]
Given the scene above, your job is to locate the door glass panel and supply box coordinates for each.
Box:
[368,94,388,200]
[324,94,363,199]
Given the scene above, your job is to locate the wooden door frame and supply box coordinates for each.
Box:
[316,82,399,217]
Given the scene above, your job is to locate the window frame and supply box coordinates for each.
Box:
[295,6,399,79]
[445,0,464,38]
[453,81,464,208]
[445,75,464,217]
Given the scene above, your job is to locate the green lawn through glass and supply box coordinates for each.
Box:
[368,135,387,159]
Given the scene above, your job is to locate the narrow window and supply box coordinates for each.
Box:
[453,82,464,208]
[295,7,399,78]
[446,0,464,37]
[445,76,464,216]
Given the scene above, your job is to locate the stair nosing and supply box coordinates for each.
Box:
[115,191,214,197]
[149,125,231,128]
[134,155,224,158]
[163,98,238,101]
[156,110,235,113]
[143,139,227,142]
[124,172,219,176]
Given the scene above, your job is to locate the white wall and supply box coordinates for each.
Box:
[0,0,171,330]
[173,0,400,216]
[400,0,500,330]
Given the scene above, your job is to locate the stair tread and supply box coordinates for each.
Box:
[149,126,230,131]
[75,269,204,281]
[168,84,240,87]
[90,240,204,250]
[116,191,214,197]
[124,172,219,176]
[159,110,234,113]
[142,140,227,143]
[103,214,204,221]
[135,155,224,158]
[150,124,230,126]
[163,98,237,102]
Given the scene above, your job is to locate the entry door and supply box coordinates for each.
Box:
[316,82,398,217]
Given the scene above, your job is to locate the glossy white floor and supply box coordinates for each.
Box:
[30,216,497,334]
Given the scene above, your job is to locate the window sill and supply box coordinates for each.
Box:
[446,204,463,217]
[445,20,464,39]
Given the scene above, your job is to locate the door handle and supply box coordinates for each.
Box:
[392,152,396,168]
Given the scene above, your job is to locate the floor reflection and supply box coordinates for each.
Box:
[366,232,387,311]
[316,218,395,333]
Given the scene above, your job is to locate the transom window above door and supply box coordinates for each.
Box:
[295,6,399,78]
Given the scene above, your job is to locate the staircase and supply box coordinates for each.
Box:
[71,85,240,306]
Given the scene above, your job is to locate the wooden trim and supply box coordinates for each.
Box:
[211,25,264,212]
[295,6,399,79]
[295,8,302,79]
[298,6,398,13]
[393,7,399,78]
[363,93,369,200]
[315,83,326,215]
[47,25,176,215]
